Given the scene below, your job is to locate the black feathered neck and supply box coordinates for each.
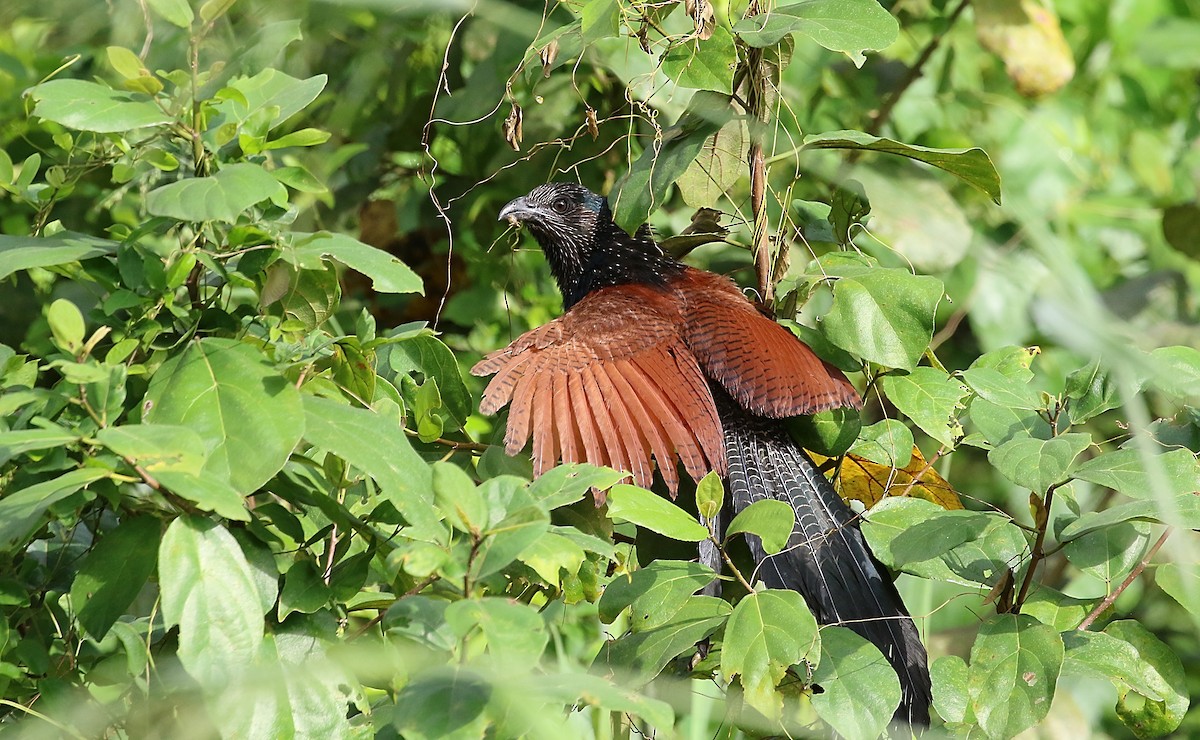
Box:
[502,183,685,309]
[555,207,684,309]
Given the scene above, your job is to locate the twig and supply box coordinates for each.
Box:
[743,1,774,307]
[1077,528,1172,630]
[403,429,489,452]
[715,537,756,594]
[1013,482,1061,611]
[350,574,440,640]
[865,0,972,138]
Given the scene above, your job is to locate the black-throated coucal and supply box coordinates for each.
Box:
[471,183,931,724]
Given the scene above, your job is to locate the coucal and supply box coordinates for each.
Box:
[471,183,931,724]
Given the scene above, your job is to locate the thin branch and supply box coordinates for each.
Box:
[350,574,440,640]
[714,537,756,594]
[865,0,972,138]
[1077,528,1172,630]
[1013,482,1061,611]
[403,429,489,452]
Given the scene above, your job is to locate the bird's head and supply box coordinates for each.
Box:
[499,182,609,252]
[499,182,676,307]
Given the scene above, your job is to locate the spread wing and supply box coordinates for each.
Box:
[470,285,725,495]
[677,269,861,417]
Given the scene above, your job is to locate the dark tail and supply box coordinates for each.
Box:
[717,396,932,726]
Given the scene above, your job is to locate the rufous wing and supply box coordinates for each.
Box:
[676,268,861,417]
[470,284,726,495]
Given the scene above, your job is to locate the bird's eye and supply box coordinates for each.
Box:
[551,197,570,213]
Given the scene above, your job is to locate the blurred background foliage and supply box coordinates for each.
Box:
[1,0,1198,737]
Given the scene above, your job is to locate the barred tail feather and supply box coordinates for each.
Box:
[719,398,932,726]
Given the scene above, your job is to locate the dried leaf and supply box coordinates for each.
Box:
[975,0,1075,97]
[539,39,559,78]
[503,103,523,151]
[585,106,599,140]
[815,446,964,509]
[685,0,715,40]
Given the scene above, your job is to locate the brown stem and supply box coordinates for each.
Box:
[1077,528,1172,630]
[350,574,440,640]
[865,0,972,138]
[743,1,774,307]
[1013,482,1061,611]
[403,429,490,452]
[715,537,755,594]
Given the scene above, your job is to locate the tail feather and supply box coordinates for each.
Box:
[719,396,932,726]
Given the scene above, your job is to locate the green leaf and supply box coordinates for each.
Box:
[695,471,724,521]
[392,667,491,739]
[610,92,732,233]
[968,397,1052,448]
[528,463,627,509]
[28,79,172,133]
[215,69,327,129]
[144,338,304,493]
[70,516,161,640]
[146,0,194,27]
[389,335,469,422]
[476,504,550,580]
[0,232,118,282]
[960,367,1043,410]
[811,627,902,739]
[821,269,944,371]
[261,262,340,330]
[721,589,820,719]
[1073,448,1200,499]
[598,561,716,630]
[0,468,108,552]
[967,614,1063,739]
[1065,358,1124,423]
[596,595,729,682]
[153,470,251,521]
[863,497,1028,587]
[537,671,675,729]
[199,0,237,23]
[1063,521,1151,584]
[445,598,549,670]
[517,532,586,584]
[96,423,208,475]
[0,427,80,466]
[734,0,899,67]
[105,46,147,80]
[264,127,331,150]
[278,560,330,619]
[284,231,422,294]
[302,396,435,528]
[159,517,265,687]
[726,499,795,555]
[606,484,709,542]
[1060,493,1200,540]
[145,163,288,223]
[931,654,970,725]
[886,508,997,567]
[662,25,737,93]
[988,433,1093,493]
[1155,563,1200,620]
[849,419,914,467]
[1147,346,1200,404]
[1066,622,1188,738]
[803,130,1002,203]
[433,461,486,533]
[879,367,969,447]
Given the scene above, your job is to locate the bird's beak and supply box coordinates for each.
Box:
[498,196,537,226]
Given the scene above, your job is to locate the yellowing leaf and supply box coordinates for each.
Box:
[813,446,963,509]
[975,0,1075,97]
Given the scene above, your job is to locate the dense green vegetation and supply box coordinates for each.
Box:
[0,0,1198,737]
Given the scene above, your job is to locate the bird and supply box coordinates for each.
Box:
[471,182,931,725]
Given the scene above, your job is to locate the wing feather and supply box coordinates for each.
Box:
[471,285,723,495]
[675,268,861,416]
